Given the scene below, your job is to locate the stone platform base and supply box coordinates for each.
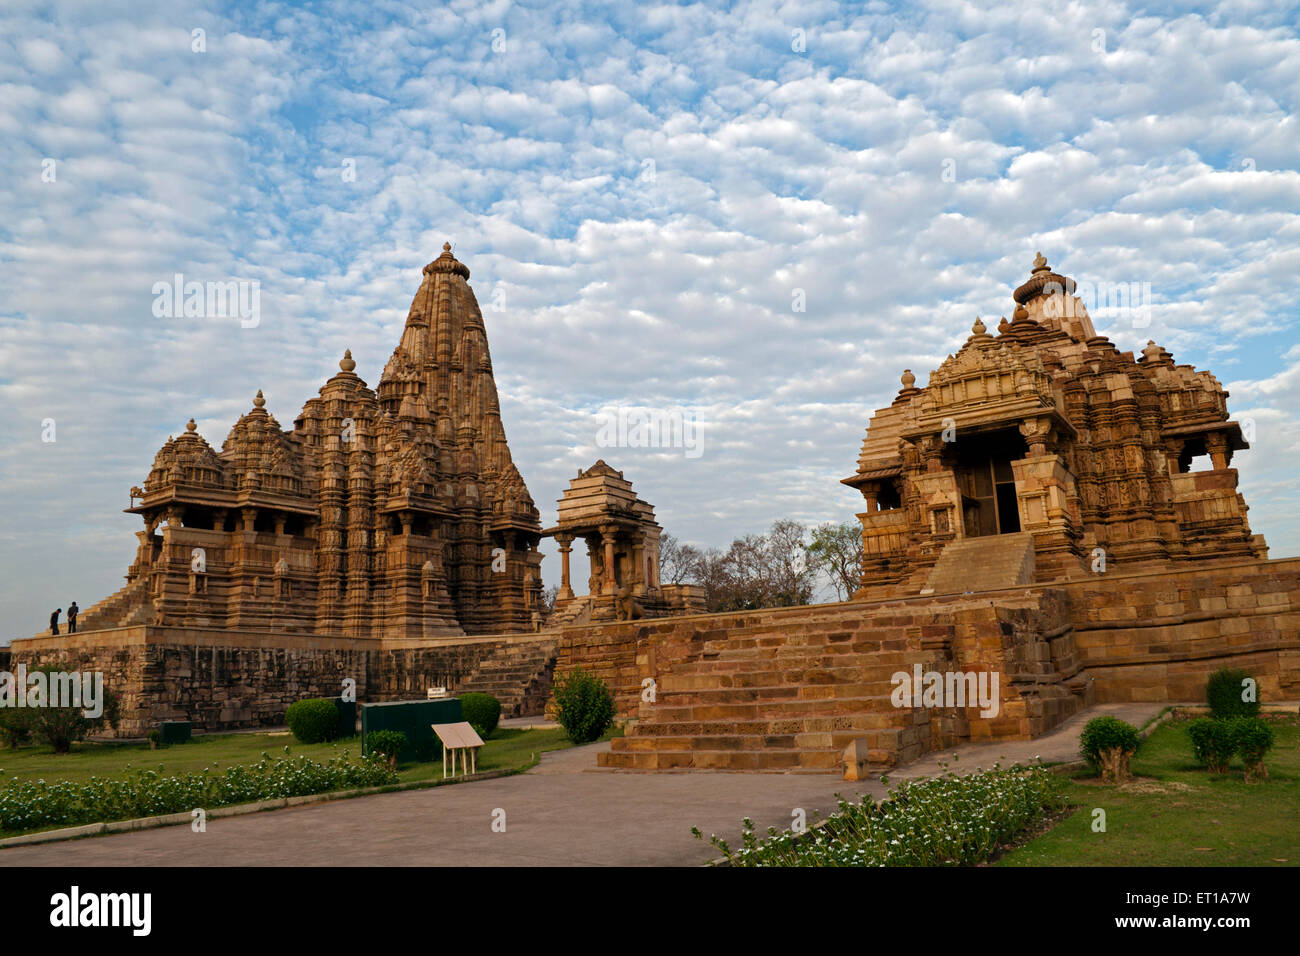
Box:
[558,555,1300,771]
[5,628,559,737]
[8,556,1296,763]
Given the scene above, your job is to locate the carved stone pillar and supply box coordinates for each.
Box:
[556,534,574,600]
[1019,417,1051,458]
[1205,432,1229,470]
[241,507,257,532]
[600,525,618,595]
[918,435,945,473]
[631,534,646,595]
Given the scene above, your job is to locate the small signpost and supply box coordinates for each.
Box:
[432,721,485,778]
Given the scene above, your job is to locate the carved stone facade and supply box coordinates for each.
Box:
[844,253,1267,597]
[79,244,543,640]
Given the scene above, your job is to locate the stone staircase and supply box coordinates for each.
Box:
[921,533,1035,595]
[596,603,945,772]
[453,637,558,718]
[589,584,1086,772]
[546,598,594,629]
[74,575,152,632]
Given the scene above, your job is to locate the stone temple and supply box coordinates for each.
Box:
[843,252,1266,598]
[87,243,545,639]
[586,254,1297,771]
[10,250,1299,769]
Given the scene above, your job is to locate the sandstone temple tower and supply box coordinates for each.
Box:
[83,243,543,639]
[844,253,1267,598]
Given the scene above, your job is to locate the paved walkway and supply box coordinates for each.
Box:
[0,703,1163,867]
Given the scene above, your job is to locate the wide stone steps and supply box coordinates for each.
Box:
[922,532,1035,595]
[642,696,898,722]
[598,742,847,772]
[454,638,558,719]
[77,576,151,632]
[594,595,972,770]
[627,713,904,736]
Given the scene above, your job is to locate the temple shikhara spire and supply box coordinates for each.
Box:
[844,253,1265,597]
[84,243,544,638]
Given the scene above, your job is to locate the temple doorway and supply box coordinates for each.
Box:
[954,429,1025,537]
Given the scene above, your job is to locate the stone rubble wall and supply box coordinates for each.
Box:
[6,628,555,737]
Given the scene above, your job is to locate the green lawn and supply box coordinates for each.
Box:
[0,724,600,790]
[998,716,1300,866]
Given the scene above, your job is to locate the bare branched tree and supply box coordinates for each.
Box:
[658,533,703,585]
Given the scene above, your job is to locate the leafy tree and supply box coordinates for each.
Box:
[692,520,814,612]
[805,522,864,602]
[21,663,121,754]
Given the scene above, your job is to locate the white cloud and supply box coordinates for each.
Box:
[1,0,1298,637]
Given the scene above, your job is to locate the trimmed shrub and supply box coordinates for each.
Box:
[365,730,407,770]
[1079,716,1140,783]
[1206,667,1260,720]
[1187,717,1236,773]
[460,693,501,740]
[551,668,616,744]
[1229,716,1274,782]
[286,698,341,744]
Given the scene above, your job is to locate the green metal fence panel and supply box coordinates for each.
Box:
[326,697,358,738]
[361,698,462,762]
[160,721,191,745]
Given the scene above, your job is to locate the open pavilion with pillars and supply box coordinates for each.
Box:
[545,460,702,624]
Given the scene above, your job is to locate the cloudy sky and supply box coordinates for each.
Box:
[2,0,1298,639]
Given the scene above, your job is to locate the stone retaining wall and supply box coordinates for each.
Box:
[7,627,554,737]
[1064,557,1300,702]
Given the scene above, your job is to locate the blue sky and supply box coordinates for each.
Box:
[2,0,1299,638]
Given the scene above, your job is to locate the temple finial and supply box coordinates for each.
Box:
[1031,251,1049,274]
[340,349,356,373]
[253,390,266,409]
[185,418,196,432]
